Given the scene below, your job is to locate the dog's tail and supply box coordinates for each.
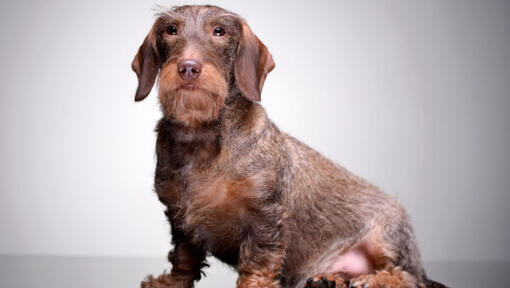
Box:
[423,276,449,288]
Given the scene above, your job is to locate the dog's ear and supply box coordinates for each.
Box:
[234,20,275,102]
[132,23,160,102]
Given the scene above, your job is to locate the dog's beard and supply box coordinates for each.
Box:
[158,63,228,127]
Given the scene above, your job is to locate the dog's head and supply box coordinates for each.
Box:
[132,5,274,127]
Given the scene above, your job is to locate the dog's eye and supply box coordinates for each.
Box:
[213,27,226,36]
[167,25,178,35]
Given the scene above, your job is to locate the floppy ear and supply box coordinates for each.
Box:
[131,25,160,102]
[234,20,275,102]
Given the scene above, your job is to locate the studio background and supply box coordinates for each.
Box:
[1,0,509,287]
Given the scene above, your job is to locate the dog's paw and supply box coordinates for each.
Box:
[347,268,418,288]
[305,275,347,288]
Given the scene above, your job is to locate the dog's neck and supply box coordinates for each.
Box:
[157,93,262,167]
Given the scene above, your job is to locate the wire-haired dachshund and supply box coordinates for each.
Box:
[132,5,447,288]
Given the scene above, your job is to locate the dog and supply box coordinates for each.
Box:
[132,5,447,288]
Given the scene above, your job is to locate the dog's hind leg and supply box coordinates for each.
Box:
[303,218,427,288]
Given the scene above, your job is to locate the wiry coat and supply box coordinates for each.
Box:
[132,5,446,288]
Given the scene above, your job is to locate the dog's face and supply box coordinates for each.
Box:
[132,5,275,127]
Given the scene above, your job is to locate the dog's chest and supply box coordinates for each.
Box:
[165,167,261,256]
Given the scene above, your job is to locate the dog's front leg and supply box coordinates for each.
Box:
[236,223,286,288]
[142,241,207,288]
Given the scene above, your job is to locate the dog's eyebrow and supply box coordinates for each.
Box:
[206,15,239,26]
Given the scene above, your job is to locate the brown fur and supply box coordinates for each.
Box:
[158,62,227,127]
[349,267,421,288]
[132,5,447,288]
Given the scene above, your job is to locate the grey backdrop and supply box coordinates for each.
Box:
[1,0,509,285]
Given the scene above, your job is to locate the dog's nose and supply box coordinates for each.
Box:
[178,59,202,80]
